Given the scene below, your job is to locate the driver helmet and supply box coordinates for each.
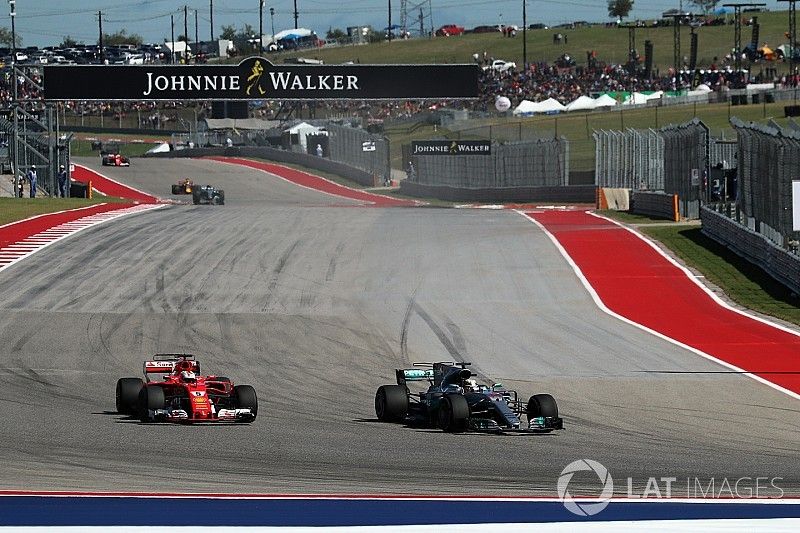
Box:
[180,370,196,382]
[30,165,35,169]
[464,379,480,392]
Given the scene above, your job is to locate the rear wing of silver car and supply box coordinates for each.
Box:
[395,368,434,385]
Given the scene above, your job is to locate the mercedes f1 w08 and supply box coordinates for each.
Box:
[375,362,563,433]
[115,354,257,423]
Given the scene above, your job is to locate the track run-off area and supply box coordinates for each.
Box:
[0,156,798,497]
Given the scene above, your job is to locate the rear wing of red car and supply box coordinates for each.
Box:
[143,354,200,380]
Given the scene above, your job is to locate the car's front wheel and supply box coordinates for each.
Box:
[527,393,558,419]
[438,394,469,432]
[234,385,258,418]
[138,386,166,423]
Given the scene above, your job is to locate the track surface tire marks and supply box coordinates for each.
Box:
[0,159,798,495]
[528,209,800,396]
[72,156,364,208]
[206,156,417,207]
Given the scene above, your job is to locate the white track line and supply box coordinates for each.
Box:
[0,204,165,275]
[515,209,800,402]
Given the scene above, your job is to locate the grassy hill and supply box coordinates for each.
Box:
[275,10,794,73]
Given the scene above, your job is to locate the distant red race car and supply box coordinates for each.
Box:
[115,354,257,423]
[101,153,131,167]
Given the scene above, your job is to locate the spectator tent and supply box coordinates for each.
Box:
[565,95,597,112]
[594,94,618,108]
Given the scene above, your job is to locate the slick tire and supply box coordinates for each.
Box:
[375,385,408,422]
[116,377,144,415]
[527,393,558,419]
[438,394,469,433]
[234,385,258,418]
[171,185,180,195]
[138,386,166,423]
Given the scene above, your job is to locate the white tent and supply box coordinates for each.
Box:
[274,28,313,41]
[146,142,170,154]
[565,95,597,112]
[623,92,649,105]
[594,94,618,108]
[512,100,539,116]
[536,97,566,113]
[285,121,326,152]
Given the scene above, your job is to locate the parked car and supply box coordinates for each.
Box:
[483,59,517,73]
[435,24,465,37]
[470,25,501,34]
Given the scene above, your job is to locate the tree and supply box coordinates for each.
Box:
[61,35,81,48]
[326,27,346,41]
[608,0,634,20]
[691,0,719,13]
[220,25,236,41]
[177,34,188,42]
[100,29,143,46]
[0,27,22,47]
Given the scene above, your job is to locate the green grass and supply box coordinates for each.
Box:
[596,209,681,224]
[0,196,128,226]
[274,10,794,72]
[639,225,800,326]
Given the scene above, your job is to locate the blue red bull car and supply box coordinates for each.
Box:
[115,354,257,423]
[375,362,563,433]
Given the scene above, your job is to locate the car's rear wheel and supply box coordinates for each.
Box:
[138,386,166,422]
[438,394,469,432]
[234,385,258,418]
[375,385,408,422]
[116,377,144,415]
[171,185,179,194]
[527,393,558,419]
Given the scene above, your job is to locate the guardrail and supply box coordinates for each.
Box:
[701,206,800,296]
[630,191,678,221]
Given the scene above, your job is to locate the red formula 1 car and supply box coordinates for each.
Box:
[101,152,131,167]
[115,354,257,423]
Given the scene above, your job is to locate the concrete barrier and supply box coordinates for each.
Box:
[398,181,596,203]
[701,206,800,296]
[145,147,378,187]
[631,191,679,221]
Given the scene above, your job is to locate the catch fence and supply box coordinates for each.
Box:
[407,138,569,188]
[732,118,800,248]
[594,119,709,218]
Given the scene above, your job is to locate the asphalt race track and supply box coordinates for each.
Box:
[0,156,798,496]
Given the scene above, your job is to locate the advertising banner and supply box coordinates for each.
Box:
[411,140,492,156]
[43,57,481,101]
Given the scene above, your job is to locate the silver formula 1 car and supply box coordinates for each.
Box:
[375,362,563,433]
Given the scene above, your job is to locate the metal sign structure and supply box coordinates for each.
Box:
[43,57,481,101]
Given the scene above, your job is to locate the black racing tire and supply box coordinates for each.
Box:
[527,393,558,419]
[438,394,469,433]
[192,194,200,205]
[138,386,166,422]
[375,385,408,422]
[171,185,180,195]
[234,385,258,417]
[212,195,221,205]
[116,377,144,415]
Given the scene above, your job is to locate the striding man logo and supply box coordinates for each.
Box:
[246,59,267,96]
